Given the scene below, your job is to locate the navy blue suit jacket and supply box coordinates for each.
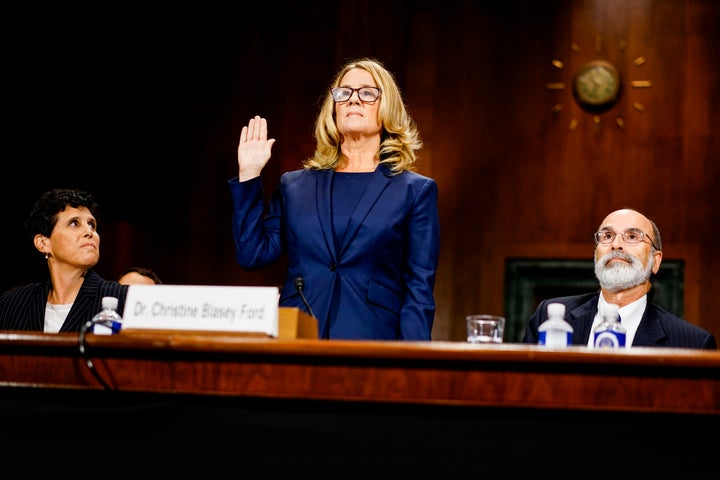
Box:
[229,164,440,340]
[0,270,128,333]
[522,292,717,349]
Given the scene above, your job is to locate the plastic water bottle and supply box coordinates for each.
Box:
[593,303,626,348]
[91,296,123,335]
[538,302,573,346]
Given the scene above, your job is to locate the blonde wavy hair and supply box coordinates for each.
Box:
[303,58,422,174]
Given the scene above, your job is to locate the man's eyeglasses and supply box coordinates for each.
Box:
[594,228,660,250]
[331,87,382,103]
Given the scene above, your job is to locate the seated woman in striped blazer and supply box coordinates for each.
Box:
[0,188,128,333]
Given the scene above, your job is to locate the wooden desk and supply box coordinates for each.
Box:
[1,329,718,474]
[1,330,719,414]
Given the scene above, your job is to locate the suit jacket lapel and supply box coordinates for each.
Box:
[630,305,666,346]
[30,283,51,331]
[315,170,338,260]
[337,168,390,257]
[566,294,600,344]
[61,271,101,332]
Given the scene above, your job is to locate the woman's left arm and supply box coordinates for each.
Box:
[400,177,440,340]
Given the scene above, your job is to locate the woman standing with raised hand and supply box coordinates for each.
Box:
[229,58,440,340]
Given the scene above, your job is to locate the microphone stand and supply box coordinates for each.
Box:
[294,277,317,319]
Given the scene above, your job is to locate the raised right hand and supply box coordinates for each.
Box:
[237,115,276,181]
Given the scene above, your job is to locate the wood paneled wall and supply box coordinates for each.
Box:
[3,1,718,342]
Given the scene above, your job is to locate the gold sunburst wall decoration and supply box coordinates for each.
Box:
[545,35,652,135]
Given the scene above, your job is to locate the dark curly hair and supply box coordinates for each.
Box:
[119,266,163,284]
[24,188,100,240]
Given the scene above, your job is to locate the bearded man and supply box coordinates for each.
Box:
[521,209,716,349]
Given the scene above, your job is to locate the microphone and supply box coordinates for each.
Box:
[294,276,317,319]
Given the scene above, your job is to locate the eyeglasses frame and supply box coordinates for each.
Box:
[593,228,660,251]
[331,86,382,103]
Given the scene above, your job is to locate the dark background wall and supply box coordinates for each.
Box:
[3,0,718,342]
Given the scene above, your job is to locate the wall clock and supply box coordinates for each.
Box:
[572,60,621,112]
[545,36,653,133]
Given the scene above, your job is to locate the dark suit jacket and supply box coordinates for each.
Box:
[522,292,717,349]
[0,270,128,333]
[229,164,440,340]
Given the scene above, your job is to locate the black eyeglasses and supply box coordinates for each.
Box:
[331,87,382,103]
[594,228,660,250]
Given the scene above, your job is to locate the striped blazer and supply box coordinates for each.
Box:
[0,270,128,333]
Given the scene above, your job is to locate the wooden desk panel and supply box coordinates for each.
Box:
[1,330,718,415]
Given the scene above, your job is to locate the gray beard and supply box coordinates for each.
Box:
[594,250,654,292]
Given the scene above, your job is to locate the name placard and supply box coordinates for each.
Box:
[121,285,280,336]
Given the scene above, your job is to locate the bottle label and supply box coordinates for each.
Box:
[538,330,572,346]
[593,331,626,348]
[92,320,122,335]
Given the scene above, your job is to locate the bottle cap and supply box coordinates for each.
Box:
[603,303,619,318]
[102,296,119,310]
[547,302,565,317]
